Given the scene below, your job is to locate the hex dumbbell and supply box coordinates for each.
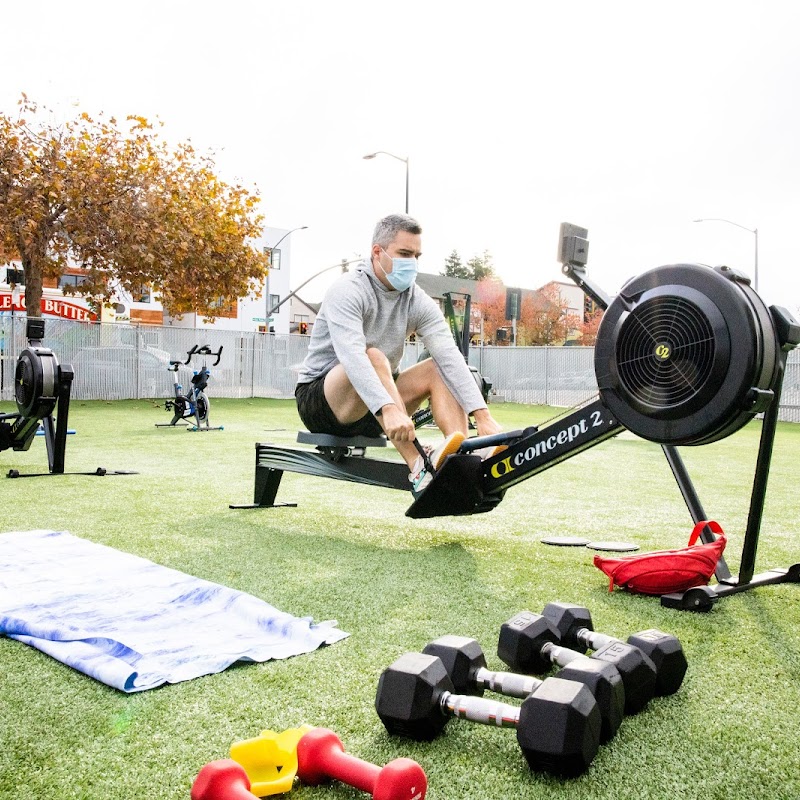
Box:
[498,610,656,714]
[541,602,688,696]
[376,651,601,777]
[423,634,624,743]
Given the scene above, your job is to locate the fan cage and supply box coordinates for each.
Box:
[14,354,38,410]
[616,296,716,410]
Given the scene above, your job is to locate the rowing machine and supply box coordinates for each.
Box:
[236,223,800,609]
[0,318,71,475]
[0,318,136,478]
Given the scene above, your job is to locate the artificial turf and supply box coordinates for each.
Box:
[1,398,799,800]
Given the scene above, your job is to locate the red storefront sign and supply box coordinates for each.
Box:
[0,292,97,322]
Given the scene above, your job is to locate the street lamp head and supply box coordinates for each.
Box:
[692,216,759,292]
[363,150,408,164]
[693,217,755,234]
[270,225,308,249]
[364,151,410,212]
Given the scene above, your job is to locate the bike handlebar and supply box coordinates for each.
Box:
[183,345,224,367]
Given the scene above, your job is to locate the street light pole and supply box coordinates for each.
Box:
[363,151,410,213]
[267,258,358,318]
[693,217,759,293]
[264,226,307,331]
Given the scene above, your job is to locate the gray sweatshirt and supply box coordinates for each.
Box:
[296,263,487,416]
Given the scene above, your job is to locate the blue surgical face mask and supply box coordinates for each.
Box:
[378,248,418,291]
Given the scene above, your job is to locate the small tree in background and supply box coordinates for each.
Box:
[0,95,268,319]
[467,249,495,281]
[578,309,604,345]
[441,249,470,278]
[441,249,496,281]
[516,283,579,345]
[475,277,507,343]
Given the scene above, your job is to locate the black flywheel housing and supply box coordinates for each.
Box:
[14,346,59,420]
[594,264,778,445]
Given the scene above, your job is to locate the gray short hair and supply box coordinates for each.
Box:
[371,214,422,249]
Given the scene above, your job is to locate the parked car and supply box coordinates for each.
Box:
[69,346,188,399]
[558,371,598,391]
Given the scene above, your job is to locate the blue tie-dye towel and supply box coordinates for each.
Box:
[0,530,349,692]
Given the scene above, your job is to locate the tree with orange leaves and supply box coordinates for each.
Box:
[474,279,579,346]
[0,95,268,319]
[517,282,579,345]
[578,309,604,345]
[474,277,507,343]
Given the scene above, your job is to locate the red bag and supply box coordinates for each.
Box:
[593,521,727,595]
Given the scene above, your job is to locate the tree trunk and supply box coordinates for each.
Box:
[21,256,43,318]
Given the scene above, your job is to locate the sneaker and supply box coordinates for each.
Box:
[409,460,433,495]
[409,431,466,496]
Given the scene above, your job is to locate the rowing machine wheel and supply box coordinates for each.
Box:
[15,346,59,420]
[595,264,778,445]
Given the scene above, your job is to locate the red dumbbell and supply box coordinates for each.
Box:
[296,727,427,800]
[191,759,252,800]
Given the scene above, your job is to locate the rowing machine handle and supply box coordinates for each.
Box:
[458,429,525,453]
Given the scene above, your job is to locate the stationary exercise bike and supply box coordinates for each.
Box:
[157,345,224,431]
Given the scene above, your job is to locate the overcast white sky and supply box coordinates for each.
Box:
[3,0,799,313]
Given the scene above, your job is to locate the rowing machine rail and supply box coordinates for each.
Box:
[229,433,409,509]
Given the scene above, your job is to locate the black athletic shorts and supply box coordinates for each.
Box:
[295,373,384,438]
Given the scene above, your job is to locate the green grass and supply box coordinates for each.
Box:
[1,398,799,799]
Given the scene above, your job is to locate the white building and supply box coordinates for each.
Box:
[161,225,295,334]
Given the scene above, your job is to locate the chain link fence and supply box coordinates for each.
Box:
[1,317,799,423]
